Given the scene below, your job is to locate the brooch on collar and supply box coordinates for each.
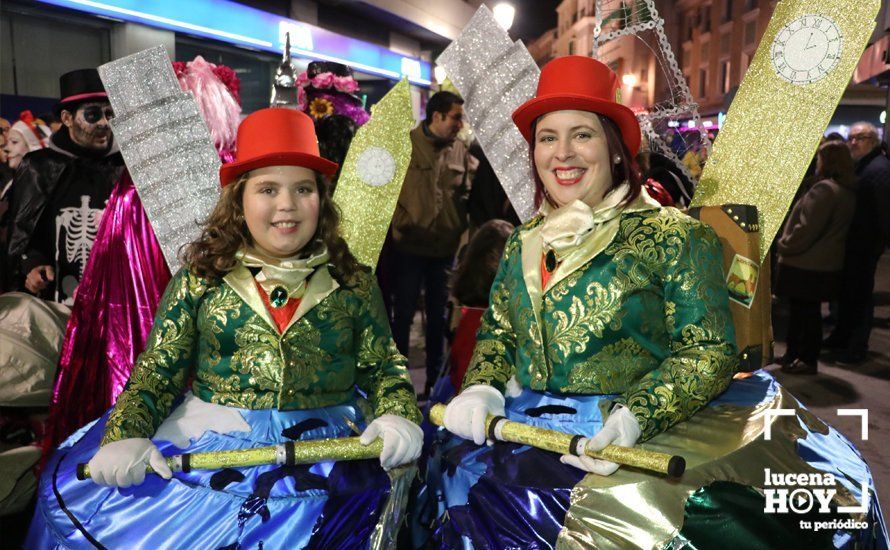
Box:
[544,249,558,273]
[269,287,289,309]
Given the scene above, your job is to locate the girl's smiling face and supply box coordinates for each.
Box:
[533,110,613,208]
[242,165,320,258]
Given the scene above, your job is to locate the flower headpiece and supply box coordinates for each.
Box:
[297,61,369,127]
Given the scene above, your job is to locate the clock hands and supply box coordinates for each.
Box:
[804,31,819,50]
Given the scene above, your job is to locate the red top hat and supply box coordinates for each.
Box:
[219,108,338,186]
[512,56,641,155]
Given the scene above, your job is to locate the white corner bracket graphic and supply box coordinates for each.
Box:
[763,408,796,441]
[837,409,869,441]
[837,480,871,514]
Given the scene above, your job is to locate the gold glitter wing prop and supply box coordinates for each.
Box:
[76,437,383,480]
[690,0,881,263]
[428,404,685,477]
[332,79,414,269]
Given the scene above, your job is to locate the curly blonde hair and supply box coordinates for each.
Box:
[182,173,361,280]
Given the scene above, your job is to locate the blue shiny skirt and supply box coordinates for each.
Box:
[432,389,612,548]
[431,373,888,549]
[27,400,400,549]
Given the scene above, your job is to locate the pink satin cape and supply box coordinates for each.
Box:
[43,171,171,451]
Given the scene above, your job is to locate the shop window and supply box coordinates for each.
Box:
[701,6,711,33]
[699,68,708,99]
[177,37,278,115]
[1,7,111,98]
[721,60,731,94]
[745,21,757,46]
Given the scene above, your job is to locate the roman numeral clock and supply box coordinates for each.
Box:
[770,15,843,85]
[692,0,880,266]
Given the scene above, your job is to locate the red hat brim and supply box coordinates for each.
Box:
[219,151,339,186]
[54,92,111,117]
[512,94,642,155]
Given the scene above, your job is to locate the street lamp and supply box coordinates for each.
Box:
[434,65,447,84]
[493,2,515,31]
[622,73,638,87]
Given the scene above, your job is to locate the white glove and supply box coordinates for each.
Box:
[442,384,506,445]
[88,438,173,487]
[560,405,641,476]
[359,414,423,470]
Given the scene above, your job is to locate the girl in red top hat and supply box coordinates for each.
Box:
[28,108,422,549]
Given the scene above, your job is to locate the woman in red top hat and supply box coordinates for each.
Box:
[28,108,422,549]
[426,57,885,548]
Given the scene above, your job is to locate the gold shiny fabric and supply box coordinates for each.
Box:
[556,387,861,549]
[103,267,420,443]
[464,194,738,440]
[235,247,329,301]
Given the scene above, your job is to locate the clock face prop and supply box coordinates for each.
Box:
[770,15,843,85]
[356,146,397,187]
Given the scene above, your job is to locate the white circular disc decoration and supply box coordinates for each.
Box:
[356,147,396,187]
[770,14,843,85]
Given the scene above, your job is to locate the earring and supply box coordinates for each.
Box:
[613,154,622,164]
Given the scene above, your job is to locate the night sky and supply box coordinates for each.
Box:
[506,0,561,43]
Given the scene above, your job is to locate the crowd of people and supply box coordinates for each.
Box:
[0,51,887,547]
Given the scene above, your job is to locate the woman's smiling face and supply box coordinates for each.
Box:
[533,110,613,209]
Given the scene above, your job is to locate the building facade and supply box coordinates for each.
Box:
[676,0,776,116]
[1,0,478,120]
[534,0,885,131]
[534,0,775,116]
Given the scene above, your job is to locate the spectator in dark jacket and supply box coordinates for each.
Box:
[776,142,857,374]
[4,69,124,303]
[824,122,890,364]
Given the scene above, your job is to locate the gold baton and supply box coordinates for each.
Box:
[429,403,684,477]
[77,437,384,480]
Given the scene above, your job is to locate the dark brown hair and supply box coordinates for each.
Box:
[182,172,361,280]
[425,91,464,124]
[529,113,642,209]
[451,219,514,307]
[817,141,855,189]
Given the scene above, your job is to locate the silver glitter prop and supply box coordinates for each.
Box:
[99,46,221,274]
[436,5,538,222]
[594,0,708,189]
[271,32,300,109]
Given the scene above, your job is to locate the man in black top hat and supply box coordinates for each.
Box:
[4,68,124,304]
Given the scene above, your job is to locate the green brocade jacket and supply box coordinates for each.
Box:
[103,264,421,444]
[463,198,738,440]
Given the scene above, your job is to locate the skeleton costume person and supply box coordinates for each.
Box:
[5,69,124,305]
[41,57,242,453]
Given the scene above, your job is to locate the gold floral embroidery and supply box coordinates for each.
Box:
[561,338,655,393]
[104,268,421,442]
[461,208,737,441]
[103,269,204,443]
